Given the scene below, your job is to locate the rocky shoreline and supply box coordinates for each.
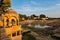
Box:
[20,19,60,26]
[22,19,60,40]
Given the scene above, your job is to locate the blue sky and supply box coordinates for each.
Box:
[11,0,60,18]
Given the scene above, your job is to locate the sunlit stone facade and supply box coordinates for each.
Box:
[0,9,22,40]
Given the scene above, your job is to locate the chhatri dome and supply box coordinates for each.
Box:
[6,9,17,14]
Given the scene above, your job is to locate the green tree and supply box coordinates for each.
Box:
[19,14,28,21]
[30,14,36,19]
[0,0,11,12]
[40,14,46,18]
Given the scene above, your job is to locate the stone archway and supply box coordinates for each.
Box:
[9,16,17,26]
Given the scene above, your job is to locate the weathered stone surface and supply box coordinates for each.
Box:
[0,28,11,40]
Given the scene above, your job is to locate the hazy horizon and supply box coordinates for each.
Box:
[11,0,60,18]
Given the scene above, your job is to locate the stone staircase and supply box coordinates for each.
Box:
[0,28,11,40]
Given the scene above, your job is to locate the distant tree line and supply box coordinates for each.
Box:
[19,14,47,21]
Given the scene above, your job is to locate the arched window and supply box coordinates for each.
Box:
[12,32,16,37]
[6,19,9,27]
[0,14,2,21]
[17,31,20,36]
[17,20,18,25]
[12,19,15,25]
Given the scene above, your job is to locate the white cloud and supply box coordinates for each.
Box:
[56,3,60,6]
[31,1,38,5]
[30,1,41,5]
[16,7,46,16]
[44,4,60,18]
[14,3,60,18]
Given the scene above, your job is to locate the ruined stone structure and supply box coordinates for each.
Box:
[0,0,22,40]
